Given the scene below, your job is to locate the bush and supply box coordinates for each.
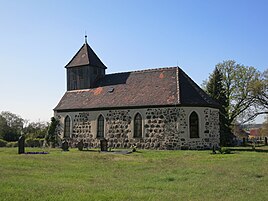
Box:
[25,138,44,147]
[219,147,232,154]
[0,139,8,147]
[6,141,18,147]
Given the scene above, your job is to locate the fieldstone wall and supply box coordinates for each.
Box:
[142,108,187,150]
[105,110,132,148]
[71,113,97,148]
[186,109,220,149]
[55,106,220,150]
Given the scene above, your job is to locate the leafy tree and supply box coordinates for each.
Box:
[0,116,9,139]
[253,69,268,111]
[45,117,59,147]
[205,67,232,145]
[260,115,268,137]
[204,60,264,145]
[0,111,24,141]
[259,69,268,108]
[215,60,261,124]
[0,111,24,130]
[24,121,49,139]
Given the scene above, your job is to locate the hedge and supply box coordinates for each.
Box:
[25,138,45,147]
[0,139,8,147]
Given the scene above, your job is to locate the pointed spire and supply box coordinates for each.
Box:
[65,38,107,69]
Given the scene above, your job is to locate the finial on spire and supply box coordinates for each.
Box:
[85,34,88,44]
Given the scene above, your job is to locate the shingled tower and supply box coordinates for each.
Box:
[65,36,107,90]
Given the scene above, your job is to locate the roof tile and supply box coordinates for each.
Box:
[54,67,219,111]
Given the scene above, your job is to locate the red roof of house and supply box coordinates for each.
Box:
[250,129,261,136]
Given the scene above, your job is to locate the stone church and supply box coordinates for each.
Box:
[54,38,220,150]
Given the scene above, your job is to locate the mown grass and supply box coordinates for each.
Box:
[0,147,267,201]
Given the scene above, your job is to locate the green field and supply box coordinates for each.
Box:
[0,147,267,201]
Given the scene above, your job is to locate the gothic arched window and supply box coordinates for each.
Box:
[190,112,199,138]
[64,116,71,138]
[134,113,142,138]
[97,115,104,138]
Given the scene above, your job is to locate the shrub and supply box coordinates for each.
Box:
[0,139,8,147]
[6,141,18,147]
[25,138,44,147]
[219,147,232,154]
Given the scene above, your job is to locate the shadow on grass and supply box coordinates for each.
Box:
[230,148,268,153]
[81,149,99,152]
[80,149,134,154]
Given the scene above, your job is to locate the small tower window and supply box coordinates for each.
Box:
[134,113,142,138]
[190,112,199,138]
[97,115,104,138]
[64,116,71,138]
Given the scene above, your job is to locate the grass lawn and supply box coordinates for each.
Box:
[0,147,267,201]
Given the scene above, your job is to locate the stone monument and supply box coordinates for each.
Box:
[77,140,84,151]
[100,138,108,151]
[62,140,69,151]
[18,135,25,154]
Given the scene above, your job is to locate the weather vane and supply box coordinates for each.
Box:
[85,30,87,44]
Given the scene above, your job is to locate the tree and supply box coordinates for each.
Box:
[45,117,59,147]
[254,69,268,109]
[0,111,24,141]
[205,67,232,145]
[215,60,261,124]
[24,121,49,139]
[259,69,268,108]
[0,116,9,140]
[260,115,268,137]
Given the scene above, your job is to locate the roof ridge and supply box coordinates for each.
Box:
[106,66,179,76]
[176,67,180,104]
[65,43,87,68]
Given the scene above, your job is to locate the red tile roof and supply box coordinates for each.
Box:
[54,67,220,111]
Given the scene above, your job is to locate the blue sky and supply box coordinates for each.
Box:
[0,0,267,123]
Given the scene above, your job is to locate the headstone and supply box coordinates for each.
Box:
[265,137,268,146]
[212,145,216,154]
[62,140,69,151]
[100,138,108,151]
[18,135,25,154]
[242,138,246,146]
[77,140,84,151]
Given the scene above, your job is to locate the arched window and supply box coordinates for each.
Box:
[190,112,199,138]
[64,116,71,138]
[97,115,104,138]
[134,113,142,138]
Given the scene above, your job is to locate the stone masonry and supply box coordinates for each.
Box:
[55,106,220,150]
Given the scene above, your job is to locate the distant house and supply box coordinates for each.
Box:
[54,38,220,150]
[233,125,249,144]
[241,124,263,138]
[250,128,261,137]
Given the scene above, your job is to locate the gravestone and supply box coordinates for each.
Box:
[100,138,108,151]
[62,140,69,151]
[77,140,84,151]
[265,137,268,146]
[242,138,246,146]
[212,145,216,154]
[18,135,25,154]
